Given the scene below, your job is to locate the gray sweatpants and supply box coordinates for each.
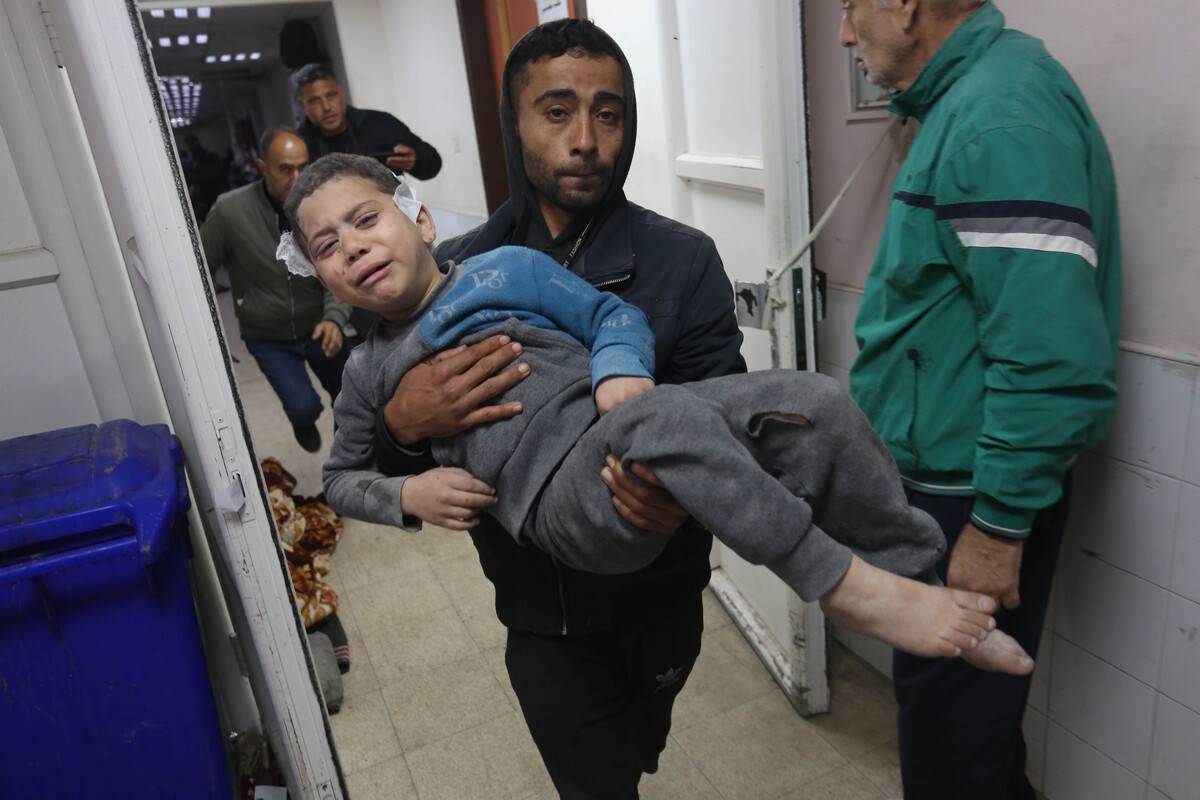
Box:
[524,371,945,601]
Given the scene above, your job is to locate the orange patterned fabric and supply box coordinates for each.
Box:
[261,458,342,629]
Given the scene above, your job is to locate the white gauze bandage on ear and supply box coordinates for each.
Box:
[277,231,316,278]
[392,177,423,223]
[276,175,424,278]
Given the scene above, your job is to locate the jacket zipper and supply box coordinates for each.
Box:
[906,348,922,472]
[287,274,297,339]
[591,273,631,291]
[554,560,568,635]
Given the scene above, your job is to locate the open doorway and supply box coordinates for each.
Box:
[140,2,347,224]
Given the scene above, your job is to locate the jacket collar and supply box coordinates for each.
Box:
[889,1,1004,121]
[453,196,637,288]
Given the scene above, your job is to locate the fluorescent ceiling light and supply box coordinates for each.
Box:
[205,55,216,63]
[149,9,165,18]
[174,8,187,18]
[219,54,231,62]
[196,33,208,44]
[234,53,246,61]
[158,37,171,47]
[177,35,189,45]
[197,7,211,18]
[249,52,261,60]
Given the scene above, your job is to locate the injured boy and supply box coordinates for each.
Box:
[280,153,1033,674]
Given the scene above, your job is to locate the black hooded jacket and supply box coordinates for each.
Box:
[373,27,746,634]
[299,106,442,181]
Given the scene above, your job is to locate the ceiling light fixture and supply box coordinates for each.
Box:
[174,8,187,18]
[158,37,171,47]
[205,55,216,63]
[177,35,189,45]
[219,54,231,62]
[234,53,246,61]
[249,52,261,60]
[149,9,165,18]
[197,7,211,18]
[196,33,208,44]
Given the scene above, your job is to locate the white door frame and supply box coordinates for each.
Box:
[662,0,829,715]
[42,2,343,796]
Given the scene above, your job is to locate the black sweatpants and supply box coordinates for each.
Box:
[893,480,1070,799]
[505,594,704,800]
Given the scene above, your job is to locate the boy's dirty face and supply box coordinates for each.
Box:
[297,176,436,320]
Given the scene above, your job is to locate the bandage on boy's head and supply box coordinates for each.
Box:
[279,152,423,277]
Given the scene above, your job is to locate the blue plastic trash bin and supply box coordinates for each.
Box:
[0,420,233,799]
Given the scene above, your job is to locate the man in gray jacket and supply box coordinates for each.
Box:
[201,128,351,452]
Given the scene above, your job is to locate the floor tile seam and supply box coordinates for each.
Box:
[667,734,729,796]
[668,680,779,734]
[393,701,516,758]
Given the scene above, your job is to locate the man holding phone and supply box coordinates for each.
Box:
[295,63,442,181]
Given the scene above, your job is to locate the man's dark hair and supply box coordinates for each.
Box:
[293,62,339,97]
[506,18,622,102]
[283,153,398,239]
[258,126,298,159]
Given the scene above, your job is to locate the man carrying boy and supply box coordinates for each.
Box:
[367,20,744,797]
[279,151,1032,675]
[201,127,350,452]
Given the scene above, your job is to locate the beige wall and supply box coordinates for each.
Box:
[804,0,1200,355]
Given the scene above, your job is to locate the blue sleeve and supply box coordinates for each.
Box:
[526,251,656,391]
[422,246,655,392]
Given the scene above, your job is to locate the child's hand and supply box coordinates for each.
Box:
[595,376,655,416]
[401,467,497,530]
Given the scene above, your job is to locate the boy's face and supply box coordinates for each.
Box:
[297,176,437,320]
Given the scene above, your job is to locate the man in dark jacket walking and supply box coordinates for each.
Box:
[371,19,745,799]
[201,127,351,452]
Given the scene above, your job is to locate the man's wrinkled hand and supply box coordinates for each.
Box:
[947,522,1023,609]
[386,144,417,173]
[601,454,688,534]
[595,376,654,415]
[382,335,530,445]
[312,321,344,357]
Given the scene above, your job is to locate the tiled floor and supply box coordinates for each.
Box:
[221,292,904,800]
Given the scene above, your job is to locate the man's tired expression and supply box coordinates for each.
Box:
[300,78,349,137]
[297,176,438,321]
[514,53,625,231]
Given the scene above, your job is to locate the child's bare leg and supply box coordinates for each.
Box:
[819,556,1034,675]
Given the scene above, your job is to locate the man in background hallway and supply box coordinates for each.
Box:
[201,127,350,453]
[839,1,1121,797]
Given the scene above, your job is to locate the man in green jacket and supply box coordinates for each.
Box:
[201,128,352,452]
[840,1,1120,796]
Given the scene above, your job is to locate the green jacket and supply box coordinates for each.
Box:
[200,181,350,341]
[849,2,1121,539]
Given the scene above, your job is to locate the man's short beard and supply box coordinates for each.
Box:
[522,146,612,214]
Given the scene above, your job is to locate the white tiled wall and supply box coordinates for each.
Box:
[817,286,1200,800]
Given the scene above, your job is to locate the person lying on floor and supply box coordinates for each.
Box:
[278,153,1034,675]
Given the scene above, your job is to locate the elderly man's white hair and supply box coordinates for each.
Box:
[873,0,983,14]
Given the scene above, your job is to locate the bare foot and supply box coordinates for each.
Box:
[820,556,997,660]
[963,629,1035,675]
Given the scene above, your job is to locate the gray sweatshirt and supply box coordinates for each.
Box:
[323,246,655,535]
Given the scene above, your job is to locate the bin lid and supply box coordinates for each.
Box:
[0,420,188,564]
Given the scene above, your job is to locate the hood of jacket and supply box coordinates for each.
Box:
[498,24,639,246]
